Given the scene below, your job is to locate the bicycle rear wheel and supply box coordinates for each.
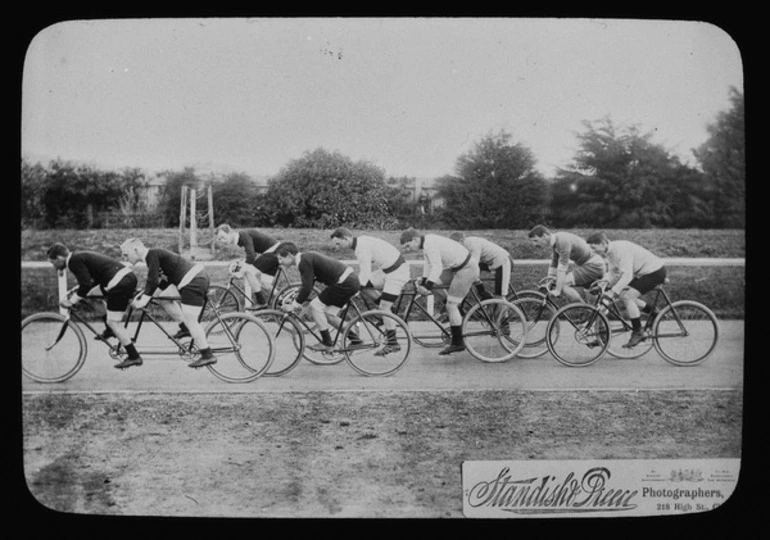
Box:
[509,296,557,358]
[250,309,305,377]
[204,313,274,383]
[653,301,719,366]
[343,311,412,376]
[22,312,87,383]
[462,299,527,363]
[546,304,610,367]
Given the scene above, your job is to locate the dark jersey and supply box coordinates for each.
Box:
[143,248,198,295]
[296,251,351,304]
[67,251,130,297]
[238,230,279,265]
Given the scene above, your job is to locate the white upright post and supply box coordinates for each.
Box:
[208,186,215,256]
[179,186,187,253]
[189,188,197,257]
[58,270,68,315]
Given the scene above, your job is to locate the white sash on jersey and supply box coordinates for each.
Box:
[178,264,204,289]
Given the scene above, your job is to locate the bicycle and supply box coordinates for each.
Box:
[389,279,528,363]
[21,290,275,383]
[202,262,321,320]
[545,279,719,367]
[506,277,573,359]
[250,291,412,377]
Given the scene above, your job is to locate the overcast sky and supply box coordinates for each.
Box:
[21,17,743,179]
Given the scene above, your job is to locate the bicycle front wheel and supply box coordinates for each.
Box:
[343,311,412,376]
[22,312,87,383]
[204,313,274,383]
[653,301,719,366]
[250,309,305,377]
[546,304,610,367]
[509,296,557,359]
[462,299,528,363]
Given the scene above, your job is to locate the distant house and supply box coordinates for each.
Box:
[143,175,166,208]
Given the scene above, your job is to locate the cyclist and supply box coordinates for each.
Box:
[47,243,142,369]
[274,242,363,352]
[528,225,605,303]
[120,238,216,368]
[399,228,479,356]
[330,227,410,355]
[586,232,667,348]
[449,232,512,300]
[215,224,280,308]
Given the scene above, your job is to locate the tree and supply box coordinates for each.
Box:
[263,148,398,229]
[550,118,711,228]
[694,87,745,228]
[211,172,263,227]
[37,160,147,228]
[20,158,47,227]
[435,130,548,228]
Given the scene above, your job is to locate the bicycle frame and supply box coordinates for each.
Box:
[393,282,499,336]
[56,294,240,359]
[593,286,678,337]
[279,293,372,351]
[223,265,292,308]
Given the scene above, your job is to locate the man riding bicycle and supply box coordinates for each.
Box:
[586,232,667,348]
[215,224,281,308]
[330,227,409,355]
[47,243,142,368]
[400,228,479,356]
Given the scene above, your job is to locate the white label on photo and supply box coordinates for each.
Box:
[462,459,740,518]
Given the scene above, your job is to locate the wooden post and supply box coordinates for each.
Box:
[190,188,197,257]
[208,186,215,256]
[58,270,68,315]
[179,186,187,253]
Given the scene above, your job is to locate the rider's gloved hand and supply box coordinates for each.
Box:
[132,293,151,309]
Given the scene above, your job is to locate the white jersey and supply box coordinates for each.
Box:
[605,240,664,294]
[421,234,471,284]
[463,236,510,269]
[353,235,402,286]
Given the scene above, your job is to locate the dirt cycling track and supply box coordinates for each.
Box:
[21,320,743,395]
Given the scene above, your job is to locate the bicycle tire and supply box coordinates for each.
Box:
[462,299,528,363]
[343,310,412,376]
[653,300,719,366]
[204,313,274,383]
[546,303,610,367]
[509,296,558,359]
[250,309,306,377]
[22,312,87,383]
